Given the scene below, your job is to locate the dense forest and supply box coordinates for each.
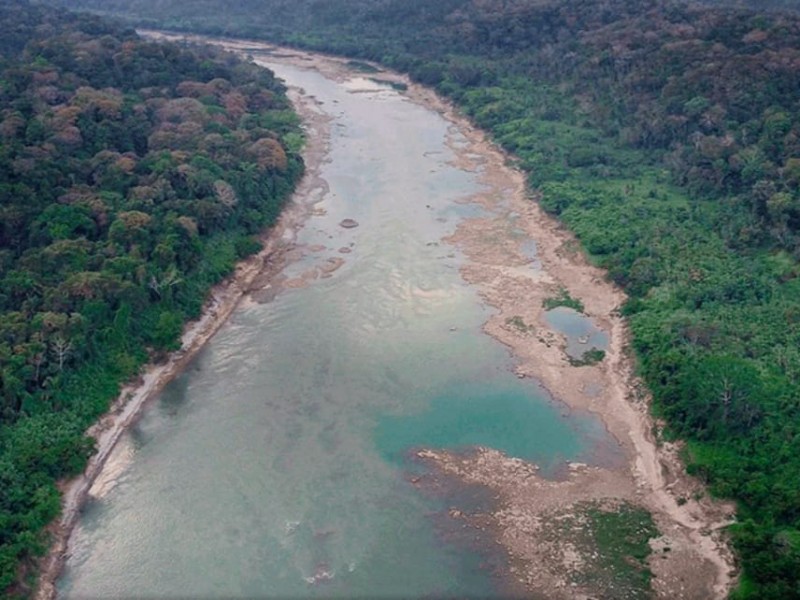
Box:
[39,0,800,597]
[0,1,303,595]
[699,0,800,12]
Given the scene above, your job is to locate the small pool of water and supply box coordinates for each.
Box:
[544,306,609,360]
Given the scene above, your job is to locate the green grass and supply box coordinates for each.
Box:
[581,503,659,598]
[369,77,408,91]
[569,348,606,366]
[542,288,585,313]
[505,315,535,333]
[539,501,658,599]
[573,502,658,599]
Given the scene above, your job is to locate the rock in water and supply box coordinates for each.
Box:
[339,218,359,229]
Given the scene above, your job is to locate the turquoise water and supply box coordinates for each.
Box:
[57,42,619,599]
[377,379,608,473]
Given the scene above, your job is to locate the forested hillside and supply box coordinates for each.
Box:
[0,1,303,595]
[39,0,800,597]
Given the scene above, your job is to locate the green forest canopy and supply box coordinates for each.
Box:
[39,0,800,597]
[0,1,303,595]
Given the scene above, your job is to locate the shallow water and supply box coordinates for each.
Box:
[544,306,610,360]
[58,51,618,599]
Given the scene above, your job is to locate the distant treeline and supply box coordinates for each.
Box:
[28,0,800,597]
[0,1,303,595]
[698,0,800,12]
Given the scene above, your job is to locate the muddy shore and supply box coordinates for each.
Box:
[37,31,737,599]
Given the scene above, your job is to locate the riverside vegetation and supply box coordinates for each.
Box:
[0,1,303,594]
[44,0,800,597]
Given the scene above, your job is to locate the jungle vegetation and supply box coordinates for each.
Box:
[28,0,800,596]
[0,1,303,594]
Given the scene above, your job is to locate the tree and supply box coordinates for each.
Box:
[676,354,764,439]
[50,335,73,372]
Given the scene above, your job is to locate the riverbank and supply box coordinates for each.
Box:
[33,54,333,600]
[427,114,738,597]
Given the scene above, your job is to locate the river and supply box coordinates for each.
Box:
[57,39,620,598]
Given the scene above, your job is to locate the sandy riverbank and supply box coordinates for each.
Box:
[33,49,333,600]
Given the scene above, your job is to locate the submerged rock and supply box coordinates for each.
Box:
[339,218,359,228]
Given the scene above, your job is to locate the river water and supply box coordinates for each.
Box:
[58,47,617,598]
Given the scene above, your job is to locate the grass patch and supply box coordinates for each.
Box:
[569,348,606,366]
[542,287,585,312]
[551,501,658,599]
[580,502,659,598]
[506,315,535,333]
[369,77,408,91]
